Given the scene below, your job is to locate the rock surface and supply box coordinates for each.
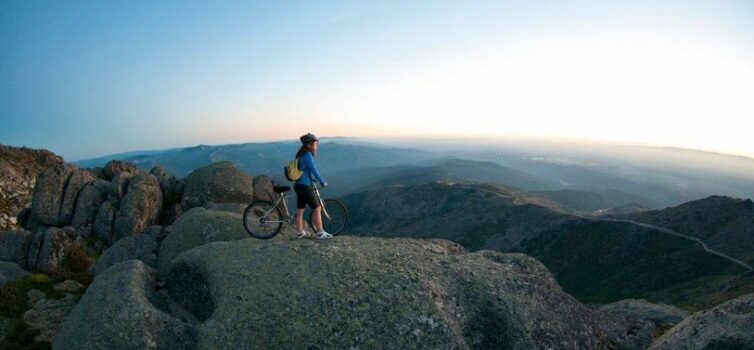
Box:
[0,144,64,230]
[0,261,29,286]
[650,292,754,349]
[103,160,140,180]
[0,229,32,266]
[164,237,652,349]
[30,164,76,226]
[26,227,82,272]
[93,233,158,276]
[113,173,162,240]
[600,299,689,328]
[70,179,110,236]
[93,201,117,245]
[157,207,250,275]
[53,260,196,350]
[251,175,276,202]
[181,161,253,210]
[58,169,95,225]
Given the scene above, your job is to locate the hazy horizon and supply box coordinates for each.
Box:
[2,1,753,160]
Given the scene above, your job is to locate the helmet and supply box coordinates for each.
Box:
[300,133,319,145]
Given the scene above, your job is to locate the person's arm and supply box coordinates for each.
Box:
[303,152,326,185]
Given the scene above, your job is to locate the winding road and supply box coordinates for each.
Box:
[461,184,754,272]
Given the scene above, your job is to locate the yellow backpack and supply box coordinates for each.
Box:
[284,158,304,181]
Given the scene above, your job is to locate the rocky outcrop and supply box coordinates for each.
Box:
[156,207,250,275]
[113,173,162,240]
[70,179,110,236]
[181,161,253,210]
[53,260,196,350]
[26,227,82,272]
[0,261,29,286]
[150,166,182,204]
[58,170,95,225]
[650,293,754,349]
[93,201,117,245]
[0,229,32,266]
[93,233,158,276]
[30,164,77,226]
[103,160,141,180]
[252,175,276,202]
[600,299,688,328]
[162,237,652,349]
[0,144,64,231]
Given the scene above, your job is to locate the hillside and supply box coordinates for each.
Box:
[326,158,552,196]
[342,182,750,308]
[618,196,754,265]
[0,144,64,230]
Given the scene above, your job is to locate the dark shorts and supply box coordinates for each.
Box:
[294,183,319,209]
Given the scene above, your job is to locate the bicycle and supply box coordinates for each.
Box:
[243,181,348,239]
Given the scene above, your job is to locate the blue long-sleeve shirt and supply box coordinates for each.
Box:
[295,151,326,186]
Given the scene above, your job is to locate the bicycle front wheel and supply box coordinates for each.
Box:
[308,198,348,235]
[243,201,283,239]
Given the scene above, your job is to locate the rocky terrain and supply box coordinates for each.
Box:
[342,182,751,309]
[0,158,276,349]
[1,152,753,349]
[56,237,656,349]
[0,144,64,230]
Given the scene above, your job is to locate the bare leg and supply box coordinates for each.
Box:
[312,206,323,233]
[295,208,305,232]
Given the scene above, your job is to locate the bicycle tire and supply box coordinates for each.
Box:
[243,201,283,239]
[308,198,348,235]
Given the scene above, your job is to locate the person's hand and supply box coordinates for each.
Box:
[322,182,328,188]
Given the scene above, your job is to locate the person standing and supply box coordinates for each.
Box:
[294,133,332,239]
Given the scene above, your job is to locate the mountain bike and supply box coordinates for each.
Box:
[243,181,348,239]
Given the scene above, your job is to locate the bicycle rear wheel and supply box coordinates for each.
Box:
[243,201,283,239]
[308,198,348,235]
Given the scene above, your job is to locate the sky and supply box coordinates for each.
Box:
[1,0,753,161]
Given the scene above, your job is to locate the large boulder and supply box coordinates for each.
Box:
[650,293,754,349]
[0,229,32,265]
[0,261,29,286]
[157,207,249,275]
[600,299,688,328]
[70,179,111,236]
[30,164,76,226]
[93,201,117,245]
[109,170,134,205]
[93,233,158,276]
[150,166,181,204]
[53,260,196,350]
[113,173,162,241]
[103,160,140,180]
[27,227,82,272]
[251,175,276,202]
[181,162,253,210]
[58,169,95,225]
[165,237,652,349]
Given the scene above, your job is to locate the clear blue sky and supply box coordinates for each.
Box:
[2,0,753,160]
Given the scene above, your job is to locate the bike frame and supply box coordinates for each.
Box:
[259,182,331,224]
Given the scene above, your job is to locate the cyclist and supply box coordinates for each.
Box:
[294,133,332,239]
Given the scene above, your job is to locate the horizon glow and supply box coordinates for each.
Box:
[1,1,753,160]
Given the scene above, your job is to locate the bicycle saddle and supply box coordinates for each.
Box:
[273,185,291,193]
